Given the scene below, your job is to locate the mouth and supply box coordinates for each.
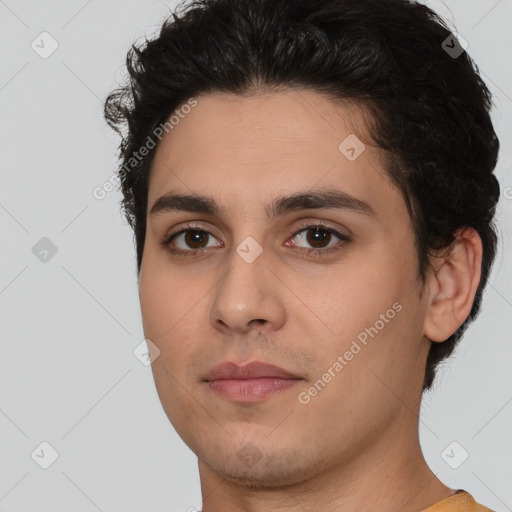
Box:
[203,361,304,403]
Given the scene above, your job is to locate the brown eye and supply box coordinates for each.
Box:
[182,230,210,249]
[290,225,348,251]
[164,228,222,254]
[305,227,332,248]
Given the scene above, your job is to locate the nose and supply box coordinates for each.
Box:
[208,247,286,336]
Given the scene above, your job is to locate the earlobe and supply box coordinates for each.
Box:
[423,227,483,343]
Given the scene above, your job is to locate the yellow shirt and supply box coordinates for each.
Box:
[424,490,495,511]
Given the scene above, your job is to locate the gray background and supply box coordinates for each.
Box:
[0,0,511,511]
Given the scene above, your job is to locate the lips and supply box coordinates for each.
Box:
[203,361,304,402]
[203,361,302,381]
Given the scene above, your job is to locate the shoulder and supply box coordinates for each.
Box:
[423,490,495,512]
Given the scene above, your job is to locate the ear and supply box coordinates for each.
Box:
[423,227,483,343]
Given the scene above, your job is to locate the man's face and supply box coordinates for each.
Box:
[138,89,431,487]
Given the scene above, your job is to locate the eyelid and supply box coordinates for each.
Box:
[165,219,349,239]
[288,219,350,240]
[164,221,221,243]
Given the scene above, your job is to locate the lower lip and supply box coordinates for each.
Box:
[207,377,302,402]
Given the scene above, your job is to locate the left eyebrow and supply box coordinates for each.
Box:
[149,187,376,219]
[267,188,375,218]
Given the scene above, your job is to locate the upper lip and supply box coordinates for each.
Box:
[204,361,302,381]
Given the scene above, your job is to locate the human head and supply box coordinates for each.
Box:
[104,0,499,398]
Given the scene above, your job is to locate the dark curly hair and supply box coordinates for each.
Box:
[103,0,500,392]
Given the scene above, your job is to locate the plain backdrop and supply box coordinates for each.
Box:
[1,0,511,511]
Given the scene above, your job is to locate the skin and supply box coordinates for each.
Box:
[138,88,483,512]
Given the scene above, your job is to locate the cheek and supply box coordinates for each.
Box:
[312,241,424,384]
[327,251,414,329]
[139,268,205,426]
[140,257,195,336]
[138,265,205,386]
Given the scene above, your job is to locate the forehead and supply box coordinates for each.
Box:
[147,89,403,220]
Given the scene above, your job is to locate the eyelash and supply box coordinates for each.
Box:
[161,221,350,259]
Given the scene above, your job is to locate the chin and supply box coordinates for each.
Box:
[200,445,321,489]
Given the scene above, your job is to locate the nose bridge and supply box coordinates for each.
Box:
[209,237,285,333]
